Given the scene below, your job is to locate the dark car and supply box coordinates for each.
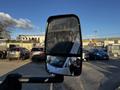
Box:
[85,48,109,60]
[8,47,30,60]
[31,47,46,62]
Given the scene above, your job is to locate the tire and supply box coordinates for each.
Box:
[21,56,25,60]
[106,57,109,60]
[85,58,89,61]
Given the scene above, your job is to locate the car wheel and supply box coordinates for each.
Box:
[106,57,109,60]
[84,58,89,61]
[27,55,30,59]
[23,56,26,60]
[21,56,25,60]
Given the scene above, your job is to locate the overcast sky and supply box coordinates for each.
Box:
[0,0,120,39]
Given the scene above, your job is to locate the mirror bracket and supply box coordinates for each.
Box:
[0,73,64,85]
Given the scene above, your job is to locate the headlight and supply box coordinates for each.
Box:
[96,53,100,56]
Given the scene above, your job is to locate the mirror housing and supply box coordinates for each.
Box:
[45,14,83,76]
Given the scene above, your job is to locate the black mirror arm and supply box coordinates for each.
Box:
[0,73,64,90]
[20,74,64,83]
[0,73,22,90]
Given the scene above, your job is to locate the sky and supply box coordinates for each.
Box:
[0,0,120,39]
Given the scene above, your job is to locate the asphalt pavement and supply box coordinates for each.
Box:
[0,59,120,90]
[80,59,120,90]
[61,59,120,90]
[0,60,66,90]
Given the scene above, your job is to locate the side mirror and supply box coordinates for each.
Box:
[45,14,83,76]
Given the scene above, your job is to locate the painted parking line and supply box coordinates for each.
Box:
[84,62,111,73]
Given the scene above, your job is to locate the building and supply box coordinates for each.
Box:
[17,35,45,45]
[83,37,120,48]
[7,34,45,50]
[7,34,120,51]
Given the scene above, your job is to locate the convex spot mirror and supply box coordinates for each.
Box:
[45,14,83,76]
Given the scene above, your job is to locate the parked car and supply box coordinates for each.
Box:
[85,48,109,60]
[31,47,46,62]
[7,47,30,60]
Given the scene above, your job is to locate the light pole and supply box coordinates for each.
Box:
[94,30,98,39]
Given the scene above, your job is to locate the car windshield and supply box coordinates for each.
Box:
[31,48,43,51]
[10,48,20,51]
[0,0,120,90]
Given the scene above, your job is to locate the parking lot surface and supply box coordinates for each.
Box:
[0,59,120,90]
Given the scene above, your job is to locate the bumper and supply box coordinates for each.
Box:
[31,55,46,61]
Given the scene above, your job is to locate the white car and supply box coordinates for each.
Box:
[31,47,45,61]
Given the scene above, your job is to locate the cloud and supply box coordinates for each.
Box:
[15,18,33,29]
[0,12,33,31]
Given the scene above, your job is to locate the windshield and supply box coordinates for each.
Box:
[0,0,120,90]
[10,48,20,51]
[31,48,44,51]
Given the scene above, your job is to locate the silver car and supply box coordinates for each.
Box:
[8,47,30,60]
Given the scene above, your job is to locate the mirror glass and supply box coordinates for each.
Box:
[45,15,82,76]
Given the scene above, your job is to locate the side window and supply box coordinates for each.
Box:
[26,48,29,52]
[21,48,26,53]
[21,48,24,53]
[24,48,29,52]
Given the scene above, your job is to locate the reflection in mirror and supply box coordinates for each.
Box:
[46,55,82,76]
[46,16,81,56]
[45,14,82,76]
